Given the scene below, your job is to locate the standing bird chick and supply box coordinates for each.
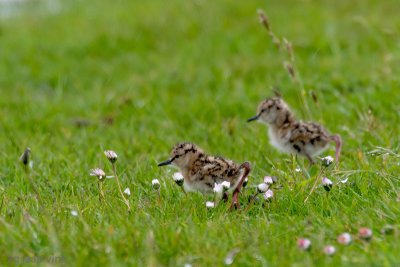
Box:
[247,97,341,165]
[158,142,251,209]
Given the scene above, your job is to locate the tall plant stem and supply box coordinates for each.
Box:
[181,187,187,197]
[157,190,161,206]
[25,167,45,209]
[304,167,326,203]
[113,164,130,212]
[244,193,259,214]
[98,181,105,201]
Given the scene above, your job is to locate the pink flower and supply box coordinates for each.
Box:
[213,183,223,194]
[359,227,372,240]
[322,156,334,167]
[104,150,118,163]
[90,168,106,181]
[337,233,352,245]
[297,238,311,251]
[264,176,273,185]
[322,177,333,192]
[257,183,269,193]
[263,190,274,202]
[323,245,335,256]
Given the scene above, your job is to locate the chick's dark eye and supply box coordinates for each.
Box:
[276,106,280,110]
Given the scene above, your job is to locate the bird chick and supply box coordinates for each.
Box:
[248,97,341,165]
[158,142,251,209]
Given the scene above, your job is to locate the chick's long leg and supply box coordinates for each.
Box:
[329,135,342,164]
[230,162,251,212]
[305,153,316,167]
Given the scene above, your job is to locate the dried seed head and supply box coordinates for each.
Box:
[173,172,184,186]
[297,238,311,251]
[104,150,118,164]
[311,91,318,104]
[322,156,334,168]
[359,227,372,240]
[90,168,106,181]
[322,177,333,192]
[272,36,281,49]
[257,9,270,31]
[284,61,295,78]
[337,233,352,245]
[257,183,269,193]
[152,179,160,190]
[283,38,294,60]
[323,245,335,256]
[272,88,281,97]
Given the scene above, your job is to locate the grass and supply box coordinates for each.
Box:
[1,0,400,265]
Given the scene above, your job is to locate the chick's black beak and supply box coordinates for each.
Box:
[247,114,259,122]
[158,159,172,167]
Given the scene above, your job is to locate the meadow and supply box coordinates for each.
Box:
[1,0,400,266]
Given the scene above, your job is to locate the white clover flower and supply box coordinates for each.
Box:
[206,201,215,208]
[337,233,352,245]
[263,190,274,201]
[104,150,118,164]
[124,187,131,196]
[359,227,372,240]
[297,238,311,251]
[90,168,106,181]
[323,245,335,256]
[322,177,333,192]
[264,176,273,185]
[152,179,160,190]
[173,172,184,186]
[213,183,223,194]
[71,210,78,216]
[221,181,230,192]
[322,156,334,167]
[257,183,269,193]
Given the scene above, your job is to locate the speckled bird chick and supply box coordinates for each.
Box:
[158,143,250,196]
[248,97,342,165]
